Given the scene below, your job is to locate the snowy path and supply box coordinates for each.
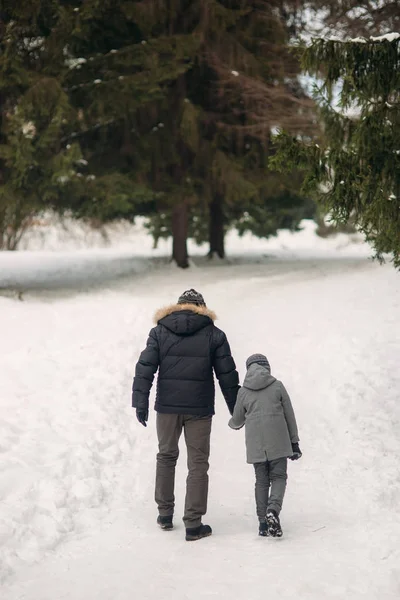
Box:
[1,257,400,599]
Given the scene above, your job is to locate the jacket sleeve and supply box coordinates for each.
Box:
[228,389,246,429]
[212,329,240,414]
[132,328,160,412]
[280,383,300,443]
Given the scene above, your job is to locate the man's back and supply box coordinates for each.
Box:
[132,301,239,417]
[155,306,218,414]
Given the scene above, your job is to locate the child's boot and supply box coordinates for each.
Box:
[267,510,283,537]
[258,521,269,537]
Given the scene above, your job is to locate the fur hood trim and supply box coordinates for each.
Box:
[154,303,217,324]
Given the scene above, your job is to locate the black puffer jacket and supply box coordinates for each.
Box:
[132,304,240,416]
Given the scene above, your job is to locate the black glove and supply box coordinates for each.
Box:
[136,409,148,427]
[290,442,302,460]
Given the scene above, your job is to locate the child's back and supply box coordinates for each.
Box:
[229,362,299,464]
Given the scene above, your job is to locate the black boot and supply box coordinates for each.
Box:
[185,524,212,541]
[258,521,269,537]
[157,515,173,530]
[266,510,283,537]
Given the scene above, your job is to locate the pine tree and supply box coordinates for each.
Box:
[270,34,400,267]
[63,1,318,266]
[136,0,316,264]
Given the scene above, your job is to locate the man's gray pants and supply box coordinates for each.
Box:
[155,413,212,528]
[253,458,288,521]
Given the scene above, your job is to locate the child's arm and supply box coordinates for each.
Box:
[281,383,300,443]
[228,389,246,429]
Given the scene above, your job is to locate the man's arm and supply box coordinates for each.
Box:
[132,328,160,415]
[281,383,300,443]
[212,330,240,414]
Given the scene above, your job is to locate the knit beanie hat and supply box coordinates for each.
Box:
[177,289,206,306]
[246,353,271,371]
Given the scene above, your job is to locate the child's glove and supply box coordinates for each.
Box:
[290,442,302,460]
[136,409,148,427]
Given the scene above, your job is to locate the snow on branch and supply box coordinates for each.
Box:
[370,33,400,42]
[327,32,400,43]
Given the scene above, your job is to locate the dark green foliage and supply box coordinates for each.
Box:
[0,0,315,256]
[63,1,315,253]
[0,1,163,248]
[0,2,81,248]
[271,35,400,267]
[234,190,316,238]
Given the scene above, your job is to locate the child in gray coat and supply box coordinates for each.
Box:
[229,353,301,537]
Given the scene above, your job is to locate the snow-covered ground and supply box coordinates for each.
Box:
[1,221,399,599]
[0,216,369,292]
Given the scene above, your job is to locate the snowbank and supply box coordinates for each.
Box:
[1,216,371,291]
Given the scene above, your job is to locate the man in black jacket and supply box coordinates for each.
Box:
[132,289,239,541]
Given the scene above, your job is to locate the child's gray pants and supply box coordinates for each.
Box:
[253,458,288,521]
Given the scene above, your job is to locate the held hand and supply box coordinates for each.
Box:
[136,409,148,427]
[290,442,302,460]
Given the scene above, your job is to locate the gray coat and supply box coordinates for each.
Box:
[229,364,299,463]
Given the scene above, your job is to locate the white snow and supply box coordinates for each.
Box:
[67,57,87,70]
[319,32,400,44]
[370,32,400,42]
[1,219,399,599]
[21,122,36,139]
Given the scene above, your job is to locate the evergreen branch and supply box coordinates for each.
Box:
[60,118,123,144]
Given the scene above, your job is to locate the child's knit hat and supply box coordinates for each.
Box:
[246,353,271,371]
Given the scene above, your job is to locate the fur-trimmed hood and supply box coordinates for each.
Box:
[154,303,217,336]
[154,303,217,324]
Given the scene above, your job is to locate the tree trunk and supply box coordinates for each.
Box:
[172,201,189,268]
[208,194,225,259]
